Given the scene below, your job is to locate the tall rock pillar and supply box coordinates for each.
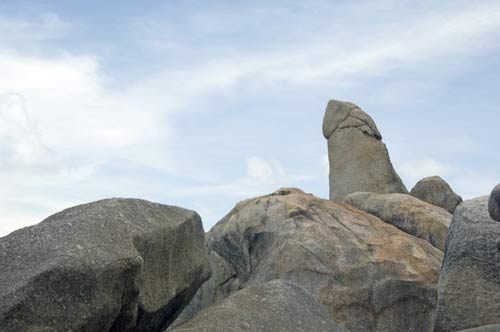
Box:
[323,99,407,201]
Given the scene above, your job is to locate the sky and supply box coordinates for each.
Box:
[0,0,499,236]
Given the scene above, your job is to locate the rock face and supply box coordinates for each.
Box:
[322,100,407,201]
[344,192,451,251]
[178,188,443,332]
[410,176,463,213]
[0,198,209,332]
[457,324,500,332]
[434,196,500,332]
[488,183,500,222]
[169,280,344,332]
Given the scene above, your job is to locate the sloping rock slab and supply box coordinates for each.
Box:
[169,280,344,332]
[344,192,451,250]
[435,196,500,332]
[0,198,208,332]
[178,188,443,332]
[410,176,462,213]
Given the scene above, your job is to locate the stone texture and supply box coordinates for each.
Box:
[410,176,463,213]
[168,280,344,332]
[0,198,209,332]
[488,183,500,222]
[344,192,451,251]
[177,188,443,332]
[457,324,500,332]
[434,196,500,332]
[322,100,407,201]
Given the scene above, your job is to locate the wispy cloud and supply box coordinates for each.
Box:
[0,13,72,46]
[400,158,455,184]
[132,1,500,88]
[168,156,314,198]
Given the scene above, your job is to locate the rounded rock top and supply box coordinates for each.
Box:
[410,175,462,214]
[322,99,381,140]
[488,183,500,222]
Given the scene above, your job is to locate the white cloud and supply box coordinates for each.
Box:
[0,52,98,98]
[247,156,285,182]
[168,156,313,198]
[136,1,500,90]
[398,158,498,199]
[0,13,72,45]
[0,34,175,236]
[0,94,50,165]
[400,158,454,183]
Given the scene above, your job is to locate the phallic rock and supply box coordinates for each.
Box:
[322,100,407,201]
[0,198,209,332]
[434,196,500,332]
[410,176,463,213]
[168,280,344,332]
[488,183,500,222]
[344,192,451,251]
[177,188,443,332]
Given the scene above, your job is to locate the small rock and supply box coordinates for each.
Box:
[272,187,306,196]
[488,183,500,222]
[410,176,463,213]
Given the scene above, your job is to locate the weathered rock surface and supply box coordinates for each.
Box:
[178,188,443,332]
[0,198,209,332]
[435,196,500,332]
[410,176,462,213]
[169,280,344,332]
[344,192,451,251]
[322,100,407,201]
[457,324,500,332]
[488,183,500,222]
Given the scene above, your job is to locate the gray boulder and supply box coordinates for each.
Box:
[410,176,462,213]
[177,188,443,332]
[322,100,407,201]
[0,198,209,332]
[434,196,500,332]
[344,192,451,251]
[488,183,500,222]
[168,280,344,332]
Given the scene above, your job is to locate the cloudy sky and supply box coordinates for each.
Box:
[1,0,499,236]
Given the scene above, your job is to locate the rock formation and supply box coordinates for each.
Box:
[410,176,462,213]
[322,100,407,201]
[488,183,500,221]
[2,98,498,332]
[344,192,451,251]
[169,280,344,332]
[0,198,209,332]
[434,196,500,332]
[178,188,443,332]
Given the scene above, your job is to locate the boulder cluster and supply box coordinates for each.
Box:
[1,100,499,332]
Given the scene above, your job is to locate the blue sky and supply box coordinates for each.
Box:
[1,0,499,235]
